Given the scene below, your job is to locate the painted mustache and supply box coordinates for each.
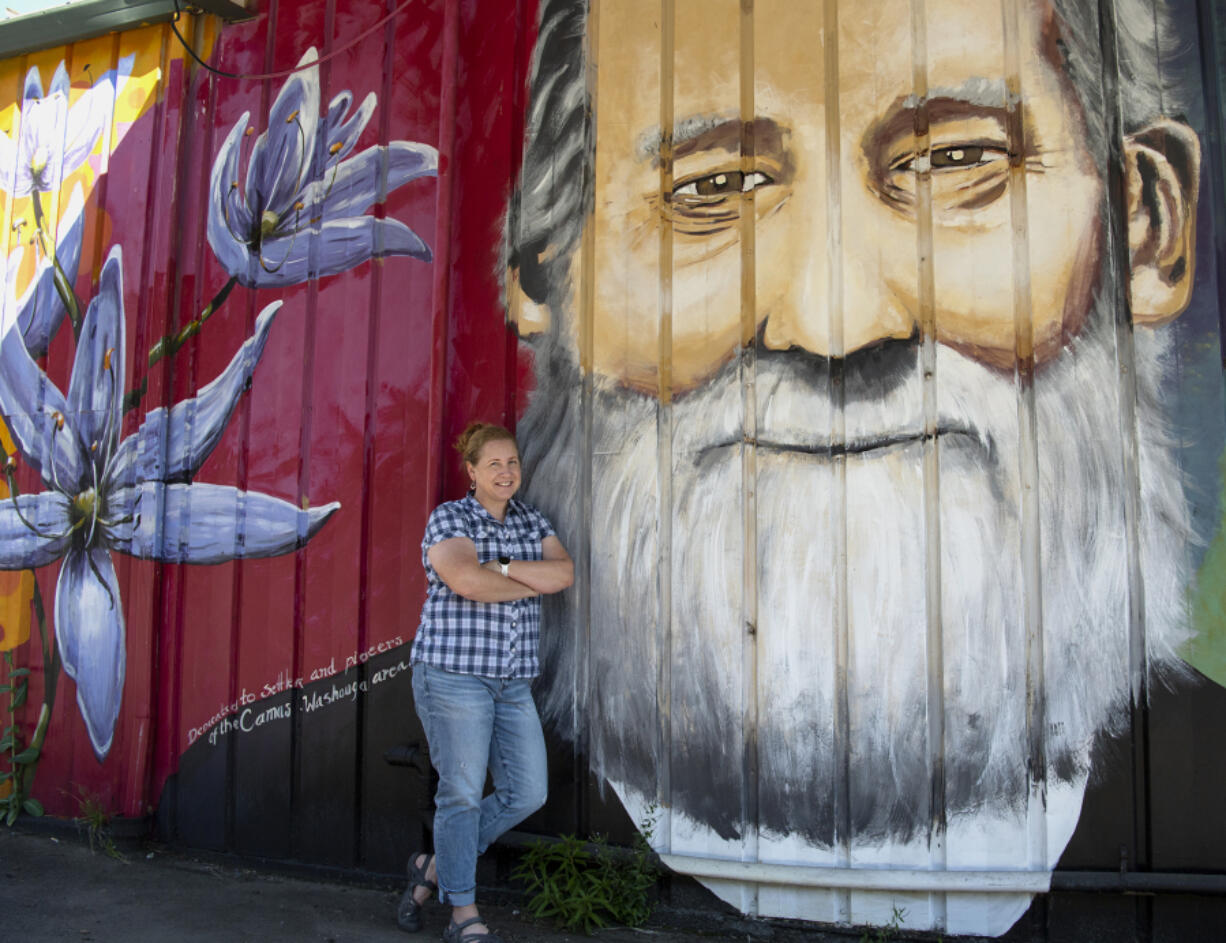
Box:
[699,423,987,461]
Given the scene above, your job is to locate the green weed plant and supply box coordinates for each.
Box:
[1,652,44,825]
[512,818,659,934]
[71,786,125,861]
[859,904,908,943]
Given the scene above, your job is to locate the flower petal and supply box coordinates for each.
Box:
[22,65,43,102]
[251,216,432,287]
[103,55,135,99]
[0,131,16,186]
[61,89,109,178]
[106,302,280,487]
[2,247,22,335]
[20,94,69,194]
[245,49,320,217]
[305,142,438,221]
[317,90,375,171]
[206,114,258,281]
[0,318,87,490]
[0,491,72,567]
[0,130,26,197]
[19,183,85,356]
[48,62,70,98]
[106,482,339,564]
[62,54,131,174]
[55,544,125,761]
[65,247,124,461]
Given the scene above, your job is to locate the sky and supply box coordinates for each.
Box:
[2,0,78,18]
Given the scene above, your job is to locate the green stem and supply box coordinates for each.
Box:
[146,275,239,370]
[1,441,57,803]
[30,192,83,339]
[5,650,15,792]
[128,274,240,413]
[22,576,55,799]
[30,577,56,715]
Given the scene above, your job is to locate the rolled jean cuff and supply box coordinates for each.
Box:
[440,884,476,908]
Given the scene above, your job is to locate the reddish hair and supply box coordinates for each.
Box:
[454,422,518,468]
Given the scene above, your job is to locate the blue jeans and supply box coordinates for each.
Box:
[412,663,548,907]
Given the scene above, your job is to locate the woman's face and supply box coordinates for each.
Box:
[468,438,522,506]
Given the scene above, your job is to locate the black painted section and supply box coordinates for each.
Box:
[1061,667,1226,874]
[160,646,429,876]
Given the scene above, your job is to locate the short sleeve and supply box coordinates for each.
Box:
[422,502,472,552]
[532,506,557,541]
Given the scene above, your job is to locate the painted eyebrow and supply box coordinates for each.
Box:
[864,78,1021,157]
[906,77,1010,111]
[637,79,1007,164]
[636,114,787,166]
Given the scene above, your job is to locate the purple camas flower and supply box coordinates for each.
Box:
[0,57,132,197]
[208,48,438,288]
[0,246,339,759]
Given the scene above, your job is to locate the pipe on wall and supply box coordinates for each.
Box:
[655,852,1226,897]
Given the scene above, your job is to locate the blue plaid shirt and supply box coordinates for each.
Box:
[412,495,557,678]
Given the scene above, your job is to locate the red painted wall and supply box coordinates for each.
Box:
[0,0,538,830]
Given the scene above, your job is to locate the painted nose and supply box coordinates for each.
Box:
[759,188,916,358]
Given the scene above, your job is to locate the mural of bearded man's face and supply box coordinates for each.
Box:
[508,0,1202,936]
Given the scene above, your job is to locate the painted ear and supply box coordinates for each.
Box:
[505,265,551,336]
[1125,119,1200,325]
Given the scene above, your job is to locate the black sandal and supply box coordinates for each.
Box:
[443,916,504,943]
[396,853,437,932]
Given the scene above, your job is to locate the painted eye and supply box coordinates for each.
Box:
[931,145,1006,169]
[893,145,1008,173]
[674,170,773,198]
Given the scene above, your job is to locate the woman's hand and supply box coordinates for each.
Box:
[428,538,539,602]
[494,537,574,594]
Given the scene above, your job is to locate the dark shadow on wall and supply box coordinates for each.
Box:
[157,646,432,876]
[155,642,636,878]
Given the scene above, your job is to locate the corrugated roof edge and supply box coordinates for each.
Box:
[0,0,252,61]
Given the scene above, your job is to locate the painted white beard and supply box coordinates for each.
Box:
[520,318,1193,930]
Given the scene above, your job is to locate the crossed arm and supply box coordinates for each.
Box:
[427,535,574,603]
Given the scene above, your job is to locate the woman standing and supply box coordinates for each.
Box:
[399,422,573,943]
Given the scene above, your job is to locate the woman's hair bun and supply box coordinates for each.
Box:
[455,421,517,466]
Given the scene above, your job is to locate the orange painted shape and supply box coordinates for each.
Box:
[0,421,33,651]
[0,563,33,653]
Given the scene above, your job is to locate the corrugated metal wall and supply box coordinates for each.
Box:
[2,0,1225,938]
